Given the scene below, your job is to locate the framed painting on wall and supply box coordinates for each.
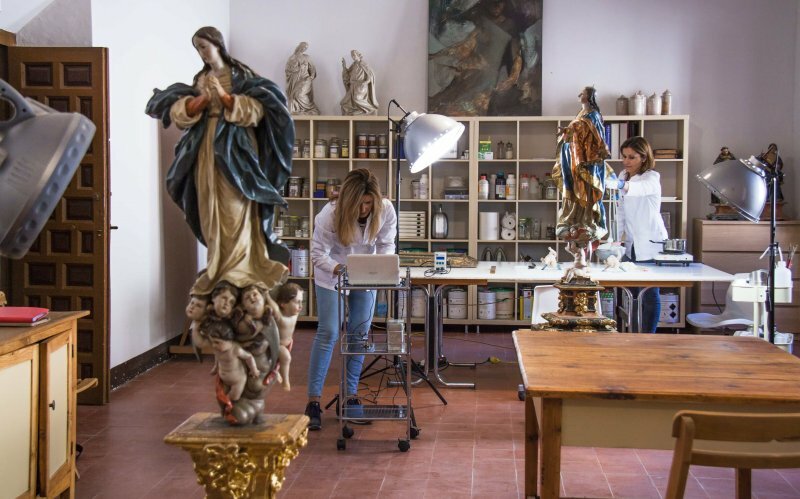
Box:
[428,0,543,116]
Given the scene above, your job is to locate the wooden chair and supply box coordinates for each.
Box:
[665,410,800,499]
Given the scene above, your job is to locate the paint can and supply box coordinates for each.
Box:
[411,288,426,318]
[290,248,309,277]
[447,288,467,319]
[492,287,515,319]
[478,288,497,320]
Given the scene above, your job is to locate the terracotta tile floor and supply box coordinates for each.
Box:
[76,329,800,498]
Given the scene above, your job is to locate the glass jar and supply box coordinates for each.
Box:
[496,141,505,159]
[292,139,300,158]
[341,138,350,158]
[532,218,541,239]
[377,134,388,147]
[368,146,378,159]
[368,134,377,147]
[314,138,327,158]
[287,176,302,198]
[302,139,311,158]
[505,142,514,159]
[357,133,368,147]
[518,217,530,240]
[301,179,310,198]
[410,179,420,199]
[326,178,339,198]
[329,137,340,158]
[357,146,368,159]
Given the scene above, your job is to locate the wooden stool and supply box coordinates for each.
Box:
[164,412,309,499]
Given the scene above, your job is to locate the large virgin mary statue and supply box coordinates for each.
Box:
[145,26,293,295]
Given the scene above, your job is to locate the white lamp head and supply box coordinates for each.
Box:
[697,157,768,222]
[402,111,465,173]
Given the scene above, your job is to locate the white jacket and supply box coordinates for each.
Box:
[311,198,397,290]
[616,170,668,261]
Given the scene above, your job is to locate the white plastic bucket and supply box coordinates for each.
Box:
[492,287,514,319]
[478,288,496,320]
[775,332,795,354]
[411,288,426,318]
[448,288,467,319]
[291,248,309,277]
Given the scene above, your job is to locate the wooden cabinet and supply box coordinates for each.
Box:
[0,311,87,498]
[692,219,800,330]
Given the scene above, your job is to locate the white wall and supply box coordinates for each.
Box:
[230,0,428,115]
[91,0,230,367]
[0,0,54,32]
[16,0,90,46]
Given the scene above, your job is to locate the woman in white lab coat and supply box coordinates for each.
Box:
[612,136,668,332]
[304,168,397,430]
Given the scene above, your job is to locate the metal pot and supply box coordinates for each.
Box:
[651,238,687,254]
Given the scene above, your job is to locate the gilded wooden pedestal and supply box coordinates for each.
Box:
[164,412,309,499]
[532,277,616,332]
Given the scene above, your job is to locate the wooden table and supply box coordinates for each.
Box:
[513,331,800,499]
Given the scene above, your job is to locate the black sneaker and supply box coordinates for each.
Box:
[305,401,322,431]
[345,398,372,425]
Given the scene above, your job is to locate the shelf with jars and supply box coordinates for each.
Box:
[286,115,688,328]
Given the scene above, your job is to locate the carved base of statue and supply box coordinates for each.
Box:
[708,203,743,220]
[164,412,309,499]
[532,278,616,332]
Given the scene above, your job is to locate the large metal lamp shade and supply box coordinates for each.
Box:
[402,111,465,173]
[696,157,768,222]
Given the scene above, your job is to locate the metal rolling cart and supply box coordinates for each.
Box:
[336,266,417,452]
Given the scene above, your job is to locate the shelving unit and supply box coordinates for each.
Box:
[286,115,689,328]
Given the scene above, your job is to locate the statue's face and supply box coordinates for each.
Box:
[185,297,208,320]
[212,289,237,318]
[280,290,304,317]
[242,288,265,318]
[299,42,308,53]
[193,36,222,66]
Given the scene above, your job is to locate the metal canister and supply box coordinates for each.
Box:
[287,176,302,198]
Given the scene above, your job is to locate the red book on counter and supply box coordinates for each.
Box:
[0,307,50,325]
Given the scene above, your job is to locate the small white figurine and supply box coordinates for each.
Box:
[541,247,559,269]
[603,254,621,271]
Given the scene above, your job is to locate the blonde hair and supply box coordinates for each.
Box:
[334,168,383,246]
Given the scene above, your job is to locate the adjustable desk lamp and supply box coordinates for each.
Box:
[697,154,781,343]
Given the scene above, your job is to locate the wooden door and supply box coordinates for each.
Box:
[8,47,110,405]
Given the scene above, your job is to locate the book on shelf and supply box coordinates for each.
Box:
[654,148,681,159]
[0,306,50,326]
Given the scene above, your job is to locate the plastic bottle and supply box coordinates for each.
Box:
[478,174,489,200]
[519,173,530,200]
[419,173,428,200]
[775,261,792,288]
[495,172,506,200]
[506,173,516,200]
[530,175,541,199]
[489,173,497,200]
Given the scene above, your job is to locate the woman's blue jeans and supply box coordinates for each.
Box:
[308,285,376,398]
[624,248,661,333]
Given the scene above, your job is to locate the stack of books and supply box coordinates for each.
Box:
[399,211,426,239]
[654,149,681,159]
[0,306,50,326]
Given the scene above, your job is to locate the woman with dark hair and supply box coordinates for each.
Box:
[145,26,293,296]
[553,86,614,272]
[610,136,668,332]
[305,168,396,430]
